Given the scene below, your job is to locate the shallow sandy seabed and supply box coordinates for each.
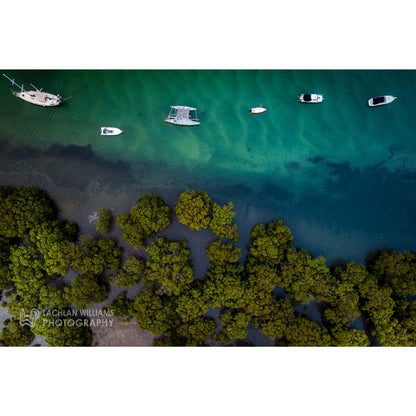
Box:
[92,317,154,347]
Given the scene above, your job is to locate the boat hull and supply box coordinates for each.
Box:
[368,95,397,107]
[298,94,323,103]
[13,91,61,107]
[100,127,123,136]
[164,119,200,126]
[250,107,267,114]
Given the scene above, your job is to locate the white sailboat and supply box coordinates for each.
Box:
[2,73,65,107]
[250,105,267,114]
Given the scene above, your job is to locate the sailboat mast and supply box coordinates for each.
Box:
[2,73,26,92]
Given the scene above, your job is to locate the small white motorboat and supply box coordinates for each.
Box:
[100,127,123,136]
[368,96,397,107]
[298,94,323,103]
[250,105,267,114]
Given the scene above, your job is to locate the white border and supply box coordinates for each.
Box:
[0,0,413,413]
[1,1,415,69]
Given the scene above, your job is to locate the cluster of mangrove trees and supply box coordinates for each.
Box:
[1,186,416,346]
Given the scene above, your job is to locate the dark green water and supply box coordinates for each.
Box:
[1,69,416,262]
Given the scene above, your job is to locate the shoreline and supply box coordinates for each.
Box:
[1,141,416,346]
[1,138,412,265]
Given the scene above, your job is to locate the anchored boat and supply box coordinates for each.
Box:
[250,105,267,114]
[298,94,324,103]
[164,106,200,126]
[368,95,397,107]
[2,73,65,107]
[100,127,123,136]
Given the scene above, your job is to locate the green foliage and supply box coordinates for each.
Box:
[358,276,395,327]
[204,262,246,309]
[244,289,277,318]
[144,238,193,296]
[279,249,334,304]
[250,297,295,340]
[330,325,370,346]
[0,236,13,290]
[352,258,416,345]
[108,255,145,287]
[176,316,217,346]
[369,250,416,297]
[204,239,246,309]
[0,318,34,346]
[116,194,172,249]
[210,331,230,345]
[32,312,93,346]
[9,245,47,297]
[93,209,114,234]
[356,278,416,346]
[106,291,135,321]
[175,283,209,322]
[283,315,333,346]
[174,190,212,231]
[58,324,93,346]
[219,308,250,340]
[4,220,73,317]
[64,274,108,309]
[246,290,332,346]
[209,202,239,242]
[358,276,398,345]
[323,292,360,327]
[174,190,238,240]
[38,284,68,310]
[206,240,241,264]
[393,300,416,344]
[336,261,368,287]
[395,300,416,331]
[246,256,279,292]
[324,267,366,327]
[249,220,294,265]
[133,288,177,335]
[65,235,121,275]
[29,220,77,276]
[6,292,40,317]
[0,186,57,238]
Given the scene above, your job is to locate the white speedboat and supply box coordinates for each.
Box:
[100,127,123,136]
[298,94,323,103]
[368,95,397,107]
[3,73,65,107]
[164,106,200,126]
[250,105,267,114]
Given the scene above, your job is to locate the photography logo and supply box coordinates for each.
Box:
[19,308,114,328]
[19,309,40,328]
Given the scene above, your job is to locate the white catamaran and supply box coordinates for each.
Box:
[164,106,200,126]
[2,73,64,107]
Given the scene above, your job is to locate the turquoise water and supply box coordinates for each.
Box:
[1,70,416,262]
